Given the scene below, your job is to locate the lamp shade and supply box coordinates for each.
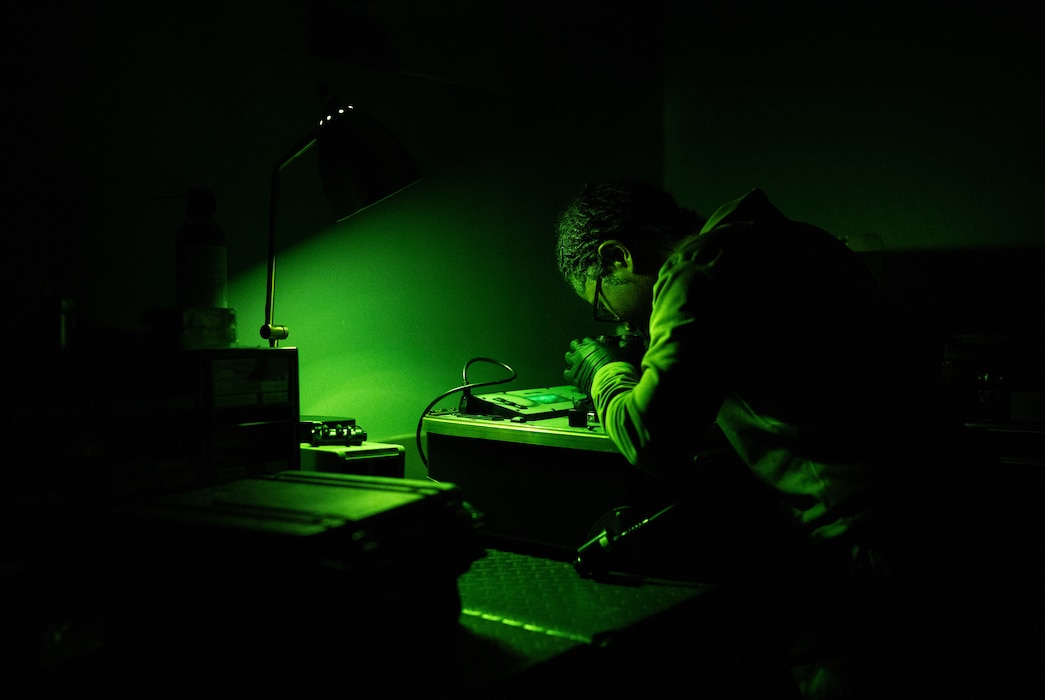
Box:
[316,105,421,222]
[261,93,420,346]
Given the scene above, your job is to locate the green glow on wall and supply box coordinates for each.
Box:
[227,175,609,462]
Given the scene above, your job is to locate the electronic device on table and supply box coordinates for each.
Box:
[299,416,367,446]
[460,385,588,420]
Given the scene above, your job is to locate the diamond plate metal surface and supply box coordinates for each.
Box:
[458,548,712,651]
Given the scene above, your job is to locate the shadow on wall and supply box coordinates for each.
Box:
[876,247,1045,338]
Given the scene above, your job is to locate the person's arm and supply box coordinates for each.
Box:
[584,190,786,474]
[590,241,733,475]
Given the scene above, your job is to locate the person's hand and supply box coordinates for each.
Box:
[563,337,632,395]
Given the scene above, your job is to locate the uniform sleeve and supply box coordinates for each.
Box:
[589,237,735,475]
[588,190,790,475]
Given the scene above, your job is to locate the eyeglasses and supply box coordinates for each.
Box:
[593,275,622,323]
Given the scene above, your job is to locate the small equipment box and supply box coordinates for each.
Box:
[299,441,407,478]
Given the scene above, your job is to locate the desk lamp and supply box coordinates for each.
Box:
[260,86,421,347]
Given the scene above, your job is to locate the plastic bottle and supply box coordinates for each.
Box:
[176,188,227,309]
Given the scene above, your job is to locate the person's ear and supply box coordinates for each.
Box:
[597,240,634,272]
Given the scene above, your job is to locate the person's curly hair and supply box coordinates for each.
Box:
[555,179,704,291]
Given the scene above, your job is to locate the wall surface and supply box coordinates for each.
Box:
[14,2,1041,480]
[662,2,1042,250]
[13,1,665,477]
[661,1,1043,344]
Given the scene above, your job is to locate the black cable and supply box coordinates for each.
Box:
[415,357,516,478]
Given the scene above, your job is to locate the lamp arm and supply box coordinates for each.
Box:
[260,131,319,347]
